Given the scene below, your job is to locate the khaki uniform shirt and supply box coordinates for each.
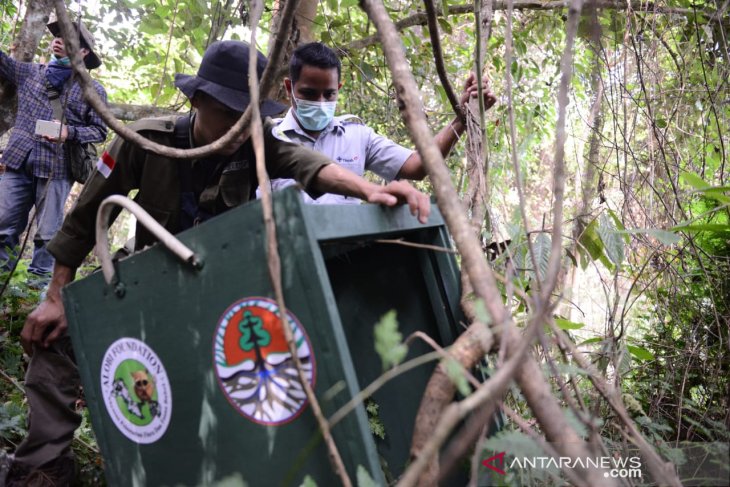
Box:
[48,115,331,268]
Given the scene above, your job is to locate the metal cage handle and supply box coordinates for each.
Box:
[95,195,202,288]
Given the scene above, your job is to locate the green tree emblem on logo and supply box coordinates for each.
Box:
[238,310,271,351]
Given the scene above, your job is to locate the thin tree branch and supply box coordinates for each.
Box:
[51,0,290,160]
[495,405,588,487]
[549,319,683,486]
[504,0,540,291]
[328,350,444,429]
[247,1,351,485]
[373,238,457,253]
[398,314,546,487]
[540,0,581,298]
[347,1,703,52]
[422,0,465,122]
[359,1,611,485]
[153,0,180,106]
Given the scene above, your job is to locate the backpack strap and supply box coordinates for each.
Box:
[45,80,65,121]
[174,114,193,192]
[174,114,200,230]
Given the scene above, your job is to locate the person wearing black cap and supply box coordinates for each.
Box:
[6,40,429,485]
[0,20,107,291]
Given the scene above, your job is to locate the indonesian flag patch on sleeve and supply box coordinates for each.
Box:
[96,151,116,179]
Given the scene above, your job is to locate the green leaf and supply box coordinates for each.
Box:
[365,400,386,440]
[578,337,604,346]
[627,345,655,361]
[515,38,528,56]
[655,118,668,128]
[671,224,730,234]
[623,228,681,245]
[597,213,624,266]
[374,311,408,370]
[555,318,586,330]
[437,17,453,35]
[300,475,318,487]
[359,62,377,82]
[680,171,711,190]
[473,299,490,324]
[444,358,471,396]
[607,209,629,243]
[578,218,604,268]
[533,233,551,280]
[357,465,379,487]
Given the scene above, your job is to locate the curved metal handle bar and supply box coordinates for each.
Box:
[95,195,201,286]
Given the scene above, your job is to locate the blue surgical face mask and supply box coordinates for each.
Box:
[52,54,71,66]
[294,97,337,131]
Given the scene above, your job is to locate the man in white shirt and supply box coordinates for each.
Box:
[264,42,497,204]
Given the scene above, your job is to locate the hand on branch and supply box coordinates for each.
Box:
[459,72,497,111]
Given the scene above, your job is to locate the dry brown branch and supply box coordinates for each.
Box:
[404,332,480,388]
[360,0,612,484]
[498,405,587,486]
[347,1,701,52]
[51,0,290,160]
[328,350,444,428]
[541,0,579,298]
[373,238,457,253]
[107,103,180,121]
[398,314,543,487]
[549,320,683,486]
[153,0,180,106]
[503,0,540,290]
[247,1,351,485]
[461,0,492,242]
[422,0,464,122]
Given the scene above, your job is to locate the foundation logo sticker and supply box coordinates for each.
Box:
[213,297,315,425]
[100,338,172,444]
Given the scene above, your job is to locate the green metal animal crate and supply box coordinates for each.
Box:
[63,188,464,486]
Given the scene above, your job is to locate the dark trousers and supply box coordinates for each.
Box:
[13,336,81,468]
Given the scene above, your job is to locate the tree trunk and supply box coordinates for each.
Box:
[0,0,55,134]
[266,0,319,105]
[564,8,604,319]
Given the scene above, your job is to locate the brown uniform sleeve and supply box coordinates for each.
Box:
[262,118,331,199]
[47,134,146,268]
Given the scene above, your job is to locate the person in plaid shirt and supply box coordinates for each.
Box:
[0,20,107,285]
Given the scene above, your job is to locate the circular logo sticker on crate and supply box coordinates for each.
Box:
[100,338,172,443]
[213,297,316,425]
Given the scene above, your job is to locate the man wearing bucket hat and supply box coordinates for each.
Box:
[0,20,107,292]
[6,40,428,485]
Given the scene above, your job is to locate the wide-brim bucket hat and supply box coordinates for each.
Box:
[47,20,102,70]
[174,41,286,117]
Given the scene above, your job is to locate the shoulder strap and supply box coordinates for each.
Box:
[45,80,65,121]
[174,115,193,193]
[173,114,192,150]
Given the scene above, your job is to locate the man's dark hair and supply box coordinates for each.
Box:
[289,42,341,84]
